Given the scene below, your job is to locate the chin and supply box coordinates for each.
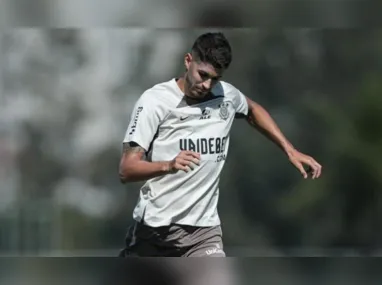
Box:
[186,89,206,99]
[194,90,208,97]
[188,92,201,98]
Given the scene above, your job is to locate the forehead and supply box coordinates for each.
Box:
[192,60,223,77]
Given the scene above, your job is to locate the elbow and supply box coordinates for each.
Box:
[119,171,131,184]
[119,153,143,183]
[119,165,133,184]
[119,173,128,184]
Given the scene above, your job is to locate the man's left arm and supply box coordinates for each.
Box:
[244,96,322,179]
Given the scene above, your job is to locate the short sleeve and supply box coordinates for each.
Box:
[233,89,249,116]
[123,92,166,151]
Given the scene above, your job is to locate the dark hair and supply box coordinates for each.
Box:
[191,32,232,70]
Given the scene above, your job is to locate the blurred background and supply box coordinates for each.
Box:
[1,0,382,283]
[2,27,382,257]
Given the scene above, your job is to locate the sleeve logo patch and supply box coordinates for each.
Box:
[129,106,143,135]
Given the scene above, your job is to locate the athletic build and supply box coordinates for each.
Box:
[119,32,322,257]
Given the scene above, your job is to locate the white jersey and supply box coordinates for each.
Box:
[123,78,249,227]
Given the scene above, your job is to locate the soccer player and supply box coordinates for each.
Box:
[118,32,322,257]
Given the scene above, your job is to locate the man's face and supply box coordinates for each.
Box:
[184,53,224,99]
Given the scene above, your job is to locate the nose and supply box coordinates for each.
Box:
[201,79,212,90]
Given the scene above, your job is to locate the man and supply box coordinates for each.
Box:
[118,32,322,257]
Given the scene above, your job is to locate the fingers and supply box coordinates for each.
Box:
[291,155,323,179]
[312,162,322,179]
[182,156,200,166]
[314,159,322,178]
[181,151,201,160]
[177,158,197,171]
[304,158,322,179]
[179,151,200,164]
[294,161,308,179]
[178,164,191,173]
[175,151,201,173]
[317,164,322,178]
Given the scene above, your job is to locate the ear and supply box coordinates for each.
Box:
[184,53,192,71]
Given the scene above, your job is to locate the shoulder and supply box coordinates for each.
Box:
[212,81,243,99]
[218,80,238,92]
[139,79,181,107]
[213,81,249,115]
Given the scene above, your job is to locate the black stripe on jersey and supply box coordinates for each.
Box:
[145,128,160,158]
[235,113,247,119]
[177,95,225,107]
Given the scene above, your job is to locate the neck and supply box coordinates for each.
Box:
[176,74,187,94]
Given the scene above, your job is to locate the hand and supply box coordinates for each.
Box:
[168,151,201,173]
[287,149,322,179]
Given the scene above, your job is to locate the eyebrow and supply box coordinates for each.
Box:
[198,70,221,79]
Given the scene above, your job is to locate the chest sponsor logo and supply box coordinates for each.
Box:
[179,136,228,162]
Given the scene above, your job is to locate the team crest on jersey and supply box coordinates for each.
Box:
[219,102,230,120]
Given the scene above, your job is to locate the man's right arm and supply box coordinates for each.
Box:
[119,142,171,183]
[119,142,201,183]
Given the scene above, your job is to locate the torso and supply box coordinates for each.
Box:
[125,78,248,227]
